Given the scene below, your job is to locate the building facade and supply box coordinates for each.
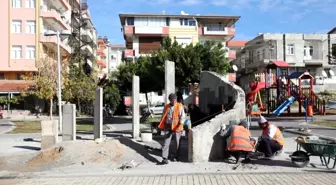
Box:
[232,33,336,92]
[96,37,109,78]
[0,0,97,112]
[119,13,239,61]
[109,44,125,71]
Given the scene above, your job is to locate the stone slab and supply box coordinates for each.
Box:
[62,104,76,141]
[41,120,58,150]
[132,75,140,139]
[165,60,175,104]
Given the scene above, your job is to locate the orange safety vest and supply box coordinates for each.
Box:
[158,103,184,132]
[228,125,254,152]
[262,123,285,146]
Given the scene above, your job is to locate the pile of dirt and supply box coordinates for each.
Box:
[27,146,64,166]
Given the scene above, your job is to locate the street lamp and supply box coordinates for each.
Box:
[44,30,71,132]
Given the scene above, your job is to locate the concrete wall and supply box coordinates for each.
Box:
[189,71,246,162]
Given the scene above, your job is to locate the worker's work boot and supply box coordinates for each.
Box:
[161,158,169,165]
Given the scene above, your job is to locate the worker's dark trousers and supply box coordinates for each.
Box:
[256,137,282,157]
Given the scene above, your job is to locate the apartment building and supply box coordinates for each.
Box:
[119,13,239,61]
[0,0,97,109]
[96,36,109,78]
[109,44,125,71]
[232,33,336,92]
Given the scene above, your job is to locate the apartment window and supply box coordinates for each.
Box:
[332,44,336,56]
[12,20,22,33]
[286,44,295,55]
[16,73,24,80]
[257,51,261,60]
[25,0,35,8]
[262,49,266,59]
[12,46,22,59]
[180,19,196,26]
[166,17,170,26]
[12,0,21,8]
[0,73,4,80]
[26,21,36,34]
[26,46,35,59]
[126,17,134,26]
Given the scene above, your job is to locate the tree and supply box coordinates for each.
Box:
[24,57,65,119]
[103,83,121,111]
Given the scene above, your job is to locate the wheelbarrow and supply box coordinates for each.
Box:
[289,136,336,169]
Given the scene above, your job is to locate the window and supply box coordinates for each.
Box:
[309,46,313,56]
[180,19,196,26]
[16,73,24,80]
[12,0,21,8]
[26,21,35,34]
[331,44,336,56]
[286,44,295,55]
[126,17,134,26]
[257,51,261,60]
[0,73,4,80]
[12,46,22,59]
[25,0,35,8]
[12,20,22,33]
[166,17,170,26]
[262,49,266,59]
[26,46,35,59]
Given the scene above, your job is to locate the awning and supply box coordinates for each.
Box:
[0,80,34,93]
[267,61,290,69]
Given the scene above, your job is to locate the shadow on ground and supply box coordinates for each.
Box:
[13,146,40,151]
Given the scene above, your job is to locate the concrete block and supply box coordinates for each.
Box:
[165,60,175,104]
[41,120,58,150]
[141,132,152,142]
[94,88,103,139]
[62,104,76,141]
[132,75,140,139]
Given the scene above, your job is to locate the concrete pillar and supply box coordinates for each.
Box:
[94,88,103,139]
[41,120,58,149]
[165,60,175,104]
[132,75,140,139]
[62,104,76,141]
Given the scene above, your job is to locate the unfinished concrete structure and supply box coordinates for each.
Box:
[188,71,246,162]
[94,88,103,139]
[132,75,140,139]
[41,120,59,150]
[62,104,76,141]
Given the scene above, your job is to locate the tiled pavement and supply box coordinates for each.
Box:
[1,172,336,185]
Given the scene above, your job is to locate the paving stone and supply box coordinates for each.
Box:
[1,172,336,185]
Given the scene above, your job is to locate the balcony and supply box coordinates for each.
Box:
[123,26,169,36]
[49,0,71,11]
[80,28,93,42]
[97,49,106,58]
[200,27,235,36]
[82,45,93,55]
[226,50,236,60]
[40,34,71,55]
[40,9,71,30]
[134,26,169,35]
[123,49,135,58]
[97,60,106,68]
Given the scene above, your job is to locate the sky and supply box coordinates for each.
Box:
[87,0,336,45]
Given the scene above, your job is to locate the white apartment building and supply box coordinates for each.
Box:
[109,44,125,71]
[233,33,336,92]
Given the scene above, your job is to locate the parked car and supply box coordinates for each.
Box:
[149,103,165,115]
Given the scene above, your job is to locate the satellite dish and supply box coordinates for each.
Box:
[322,71,328,78]
[232,65,238,72]
[330,70,335,77]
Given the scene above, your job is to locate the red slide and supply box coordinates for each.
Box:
[247,82,265,101]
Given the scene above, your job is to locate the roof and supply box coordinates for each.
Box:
[227,40,248,47]
[109,44,125,48]
[266,61,290,69]
[287,72,314,80]
[0,80,34,92]
[119,13,240,26]
[328,27,336,34]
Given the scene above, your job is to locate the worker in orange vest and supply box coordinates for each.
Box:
[158,93,186,164]
[256,115,284,159]
[223,120,255,163]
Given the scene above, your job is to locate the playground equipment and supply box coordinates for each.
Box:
[247,61,326,116]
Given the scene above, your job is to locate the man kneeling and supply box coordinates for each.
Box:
[223,120,255,164]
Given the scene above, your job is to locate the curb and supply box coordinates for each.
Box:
[284,129,336,142]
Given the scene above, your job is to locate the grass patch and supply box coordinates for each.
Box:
[312,120,336,128]
[8,120,94,134]
[142,117,161,125]
[326,109,336,115]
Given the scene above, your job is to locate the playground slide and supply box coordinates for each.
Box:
[272,96,296,116]
[247,82,265,100]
